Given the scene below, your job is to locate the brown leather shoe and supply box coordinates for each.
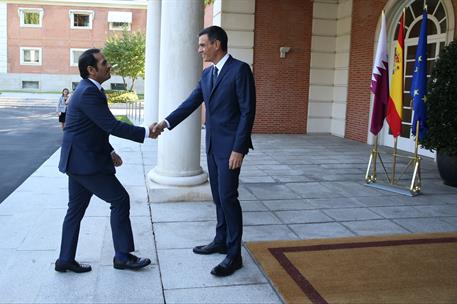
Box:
[55,259,92,273]
[113,253,151,270]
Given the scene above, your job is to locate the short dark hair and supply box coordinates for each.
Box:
[199,26,228,52]
[78,48,100,79]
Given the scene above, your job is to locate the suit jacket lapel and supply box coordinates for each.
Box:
[209,55,233,98]
[85,79,107,102]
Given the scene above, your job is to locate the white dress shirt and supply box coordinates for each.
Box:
[87,78,149,141]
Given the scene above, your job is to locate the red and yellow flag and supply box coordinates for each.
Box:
[386,12,404,137]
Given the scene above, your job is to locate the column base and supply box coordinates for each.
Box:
[147,169,212,203]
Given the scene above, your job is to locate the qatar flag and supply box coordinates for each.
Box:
[370,11,389,136]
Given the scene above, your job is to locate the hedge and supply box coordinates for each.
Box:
[105,90,139,103]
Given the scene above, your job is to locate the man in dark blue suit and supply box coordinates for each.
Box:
[55,49,157,273]
[153,26,256,277]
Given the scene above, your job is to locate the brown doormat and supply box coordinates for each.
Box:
[246,233,457,304]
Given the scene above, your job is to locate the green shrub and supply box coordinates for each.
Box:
[106,90,139,103]
[422,40,457,156]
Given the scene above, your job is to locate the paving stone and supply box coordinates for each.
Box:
[158,248,267,289]
[413,205,457,216]
[309,197,364,209]
[34,265,98,303]
[393,218,457,233]
[322,208,383,221]
[164,283,281,304]
[262,199,315,211]
[240,201,268,211]
[289,222,355,239]
[150,201,215,222]
[0,251,54,303]
[285,182,343,199]
[245,184,300,200]
[243,211,281,225]
[92,265,164,303]
[342,219,410,236]
[275,210,333,224]
[243,225,299,241]
[153,221,216,250]
[369,206,430,219]
[240,176,276,183]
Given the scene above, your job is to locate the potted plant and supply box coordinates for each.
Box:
[422,40,457,187]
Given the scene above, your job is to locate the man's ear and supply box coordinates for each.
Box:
[214,40,221,51]
[87,66,95,76]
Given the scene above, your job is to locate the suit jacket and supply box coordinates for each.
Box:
[166,55,256,157]
[59,79,145,175]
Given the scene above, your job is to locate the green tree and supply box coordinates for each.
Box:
[104,30,145,91]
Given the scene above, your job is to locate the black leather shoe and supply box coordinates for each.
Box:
[113,253,151,270]
[193,241,228,255]
[210,256,243,277]
[55,259,92,273]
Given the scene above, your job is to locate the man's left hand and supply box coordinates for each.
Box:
[229,151,243,170]
[111,152,123,167]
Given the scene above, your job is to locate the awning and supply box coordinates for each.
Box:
[108,11,132,23]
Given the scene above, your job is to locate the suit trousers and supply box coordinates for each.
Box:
[58,173,134,261]
[207,152,242,259]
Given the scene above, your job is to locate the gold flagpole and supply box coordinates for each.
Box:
[392,137,398,184]
[365,135,378,183]
[410,121,422,194]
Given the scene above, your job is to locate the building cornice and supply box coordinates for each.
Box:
[2,0,147,9]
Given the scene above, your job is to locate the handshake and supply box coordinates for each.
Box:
[148,120,167,139]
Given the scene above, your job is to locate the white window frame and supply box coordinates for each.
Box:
[70,48,87,67]
[107,11,132,31]
[20,47,42,65]
[109,22,131,31]
[69,10,94,29]
[22,80,40,89]
[18,8,44,28]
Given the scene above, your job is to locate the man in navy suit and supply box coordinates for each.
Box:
[153,26,256,277]
[55,49,158,273]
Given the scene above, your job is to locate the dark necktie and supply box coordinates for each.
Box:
[211,66,218,90]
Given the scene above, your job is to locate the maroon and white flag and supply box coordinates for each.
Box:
[370,11,389,136]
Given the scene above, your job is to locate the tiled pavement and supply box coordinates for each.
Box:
[0,133,456,303]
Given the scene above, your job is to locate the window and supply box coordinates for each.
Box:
[111,83,127,90]
[72,82,79,90]
[69,10,94,29]
[20,47,42,65]
[18,8,44,27]
[391,0,448,139]
[108,11,132,31]
[70,48,87,66]
[109,22,131,31]
[22,81,39,89]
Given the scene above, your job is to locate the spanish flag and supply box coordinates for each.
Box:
[386,12,404,138]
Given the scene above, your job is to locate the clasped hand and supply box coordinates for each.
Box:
[148,121,167,139]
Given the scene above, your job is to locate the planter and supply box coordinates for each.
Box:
[436,150,457,187]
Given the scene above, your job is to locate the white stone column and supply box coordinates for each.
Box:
[147,0,210,202]
[143,0,161,125]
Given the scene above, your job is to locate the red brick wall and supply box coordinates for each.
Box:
[253,0,312,134]
[345,0,387,142]
[7,4,146,74]
[345,0,457,142]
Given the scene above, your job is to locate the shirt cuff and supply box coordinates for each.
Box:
[110,150,116,155]
[164,119,170,129]
[143,126,150,140]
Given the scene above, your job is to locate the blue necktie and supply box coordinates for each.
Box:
[212,66,218,90]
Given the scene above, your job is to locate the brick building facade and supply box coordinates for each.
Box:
[205,0,456,155]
